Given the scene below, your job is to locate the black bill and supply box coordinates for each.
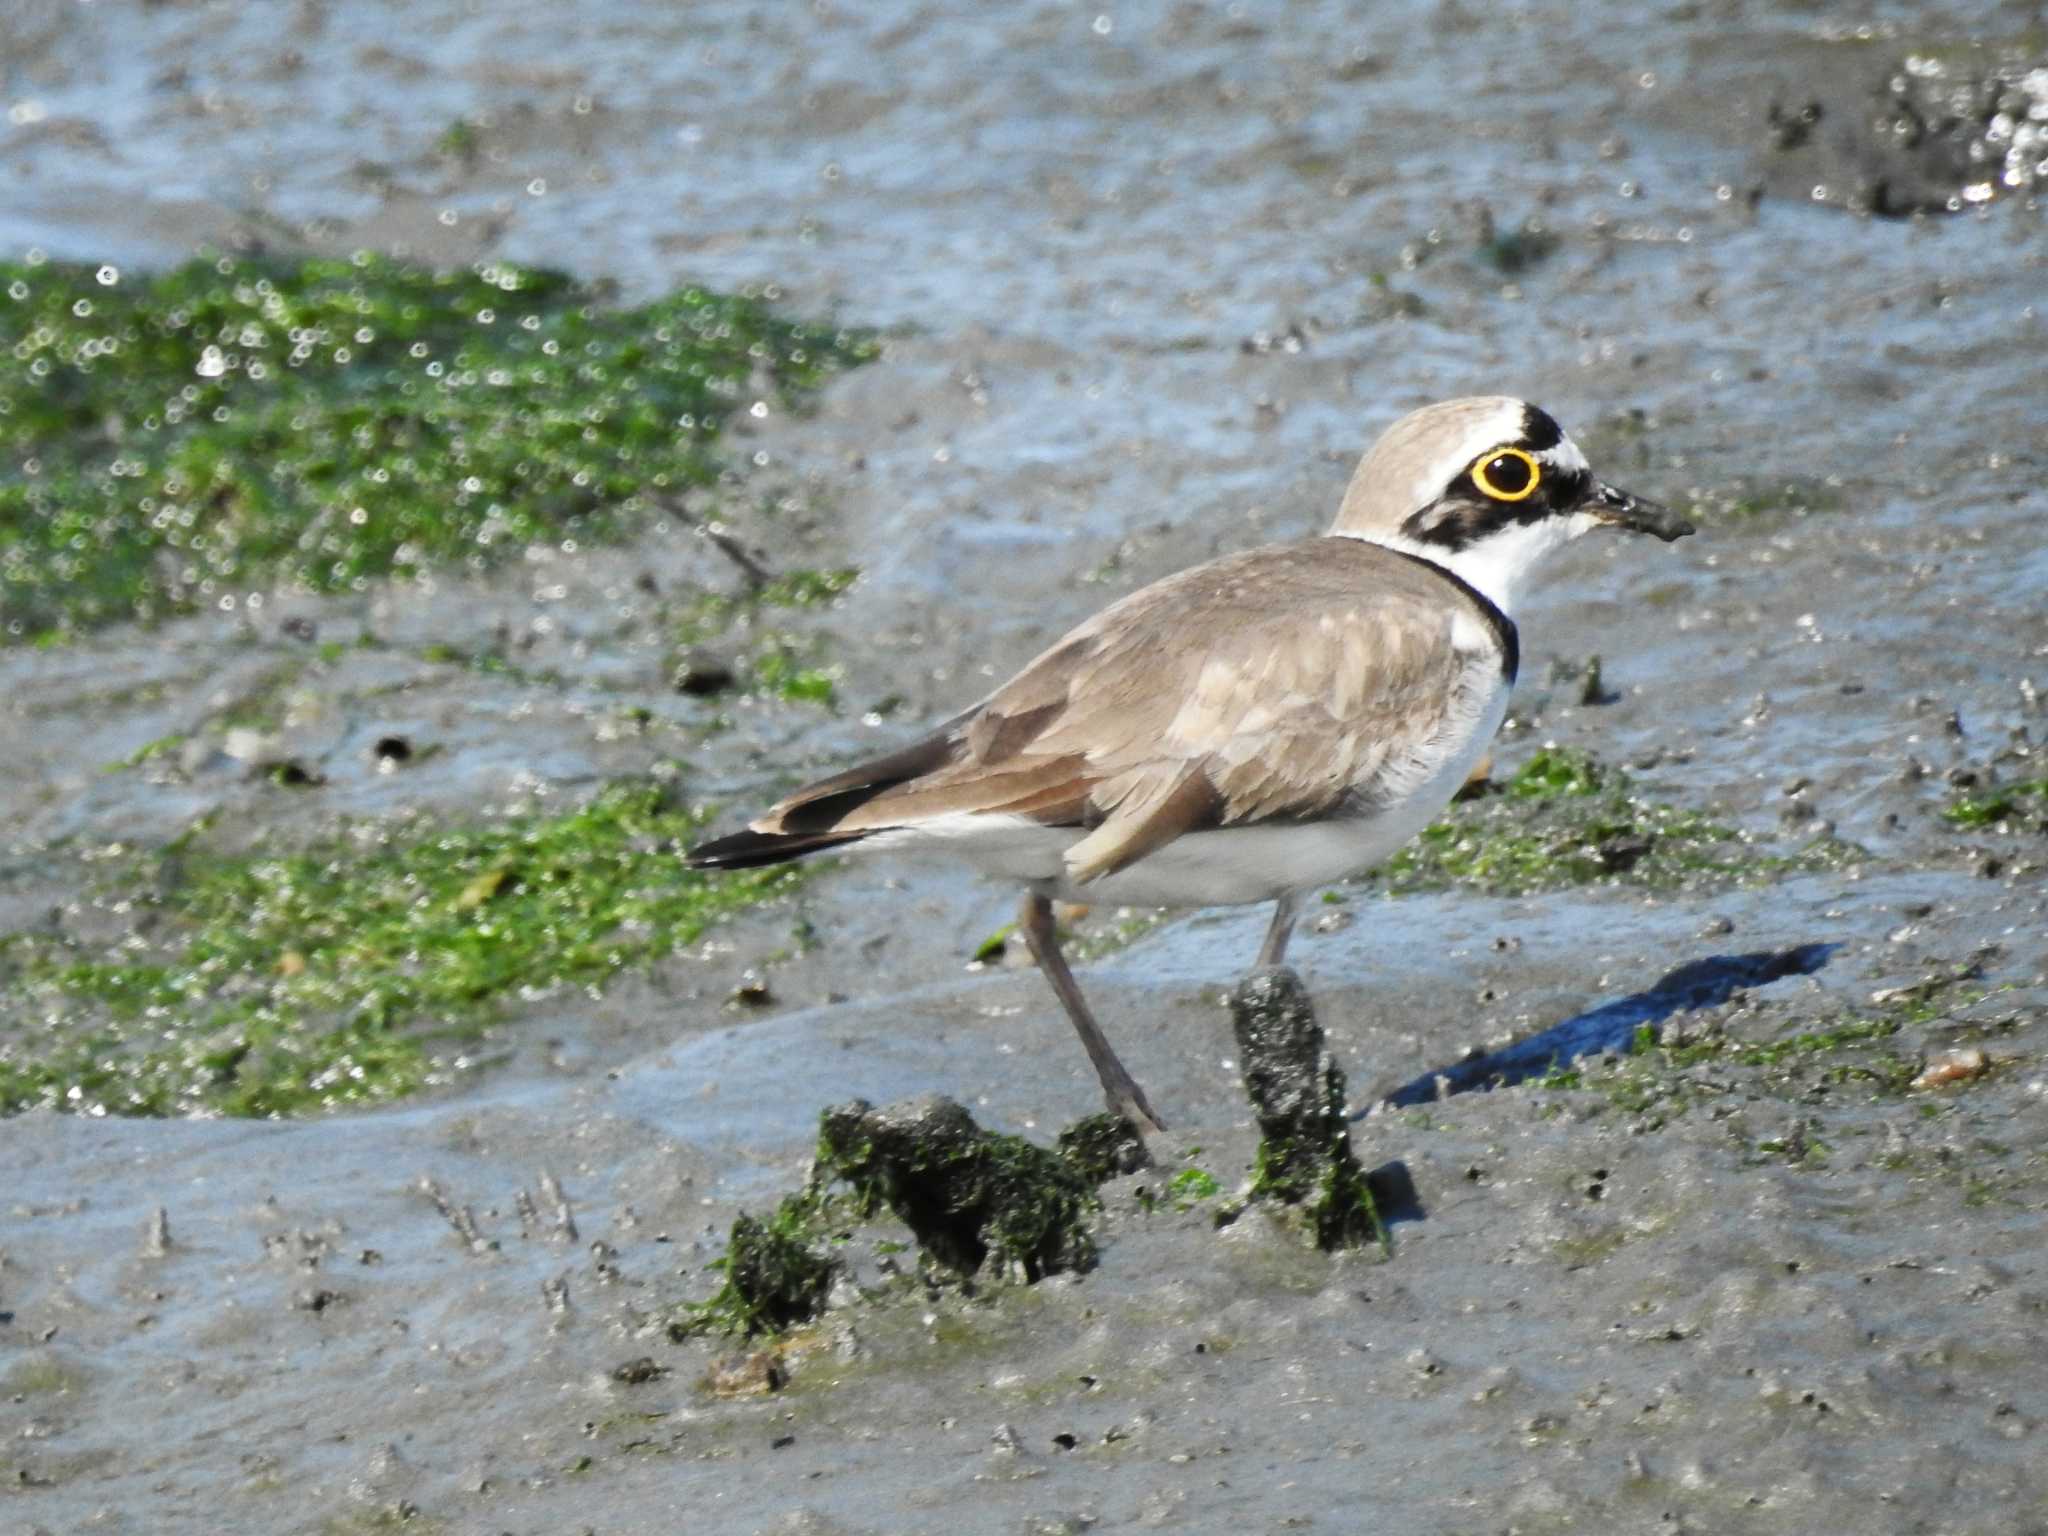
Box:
[1587,481,1695,542]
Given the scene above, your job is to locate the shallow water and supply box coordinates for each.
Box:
[4,1,2047,1531]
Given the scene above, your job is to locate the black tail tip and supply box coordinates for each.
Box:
[687,826,865,871]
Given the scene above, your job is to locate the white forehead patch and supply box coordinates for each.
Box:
[1539,433,1591,478]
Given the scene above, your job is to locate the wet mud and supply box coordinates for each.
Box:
[3,2,2047,1533]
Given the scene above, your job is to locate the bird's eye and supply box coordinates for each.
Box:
[1471,447,1540,502]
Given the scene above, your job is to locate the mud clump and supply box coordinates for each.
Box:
[724,1207,837,1331]
[705,1349,788,1397]
[818,1096,1100,1281]
[670,647,737,696]
[1231,968,1383,1252]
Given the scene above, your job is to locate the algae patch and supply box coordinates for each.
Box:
[1537,964,1994,1130]
[0,253,873,640]
[1370,747,1842,896]
[1944,777,2048,831]
[670,565,859,708]
[1681,475,1848,527]
[0,781,807,1117]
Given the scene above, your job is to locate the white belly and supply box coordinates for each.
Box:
[863,665,1510,909]
[1032,806,1445,906]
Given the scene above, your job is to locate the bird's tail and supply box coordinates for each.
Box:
[685,826,868,870]
[687,713,972,871]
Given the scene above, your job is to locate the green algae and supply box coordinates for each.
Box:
[969,921,1016,964]
[1945,777,2048,829]
[1536,969,1992,1127]
[1167,1165,1222,1208]
[0,1354,87,1397]
[0,781,808,1117]
[104,731,189,772]
[0,252,872,641]
[1370,747,1840,896]
[750,643,840,706]
[1660,1016,1911,1076]
[1543,1017,1920,1125]
[1067,905,1174,962]
[671,565,859,707]
[672,565,861,637]
[1496,745,1607,799]
[1682,475,1848,526]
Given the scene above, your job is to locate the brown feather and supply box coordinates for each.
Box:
[826,755,1092,830]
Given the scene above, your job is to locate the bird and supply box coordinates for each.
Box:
[687,396,1694,1133]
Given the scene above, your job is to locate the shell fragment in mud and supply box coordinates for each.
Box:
[705,1349,786,1396]
[1911,1048,1992,1091]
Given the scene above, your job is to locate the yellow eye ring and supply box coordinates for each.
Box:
[1470,446,1541,502]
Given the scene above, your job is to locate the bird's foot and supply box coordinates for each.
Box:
[1105,1080,1169,1136]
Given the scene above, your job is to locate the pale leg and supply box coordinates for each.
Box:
[1017,891,1168,1134]
[1257,891,1301,968]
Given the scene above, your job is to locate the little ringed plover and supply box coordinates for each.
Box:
[689,396,1693,1132]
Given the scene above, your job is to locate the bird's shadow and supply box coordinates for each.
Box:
[1373,941,1839,1111]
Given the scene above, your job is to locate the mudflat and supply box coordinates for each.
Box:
[2,3,2044,1531]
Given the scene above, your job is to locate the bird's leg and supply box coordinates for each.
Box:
[1257,891,1302,969]
[1017,891,1168,1134]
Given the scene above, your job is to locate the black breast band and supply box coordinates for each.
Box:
[1379,547,1520,686]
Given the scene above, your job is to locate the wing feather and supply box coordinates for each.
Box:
[1063,764,1221,884]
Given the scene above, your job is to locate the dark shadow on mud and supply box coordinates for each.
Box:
[1364,1160,1425,1227]
[1377,943,1839,1110]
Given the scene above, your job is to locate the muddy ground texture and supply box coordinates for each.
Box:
[4,2,2048,1533]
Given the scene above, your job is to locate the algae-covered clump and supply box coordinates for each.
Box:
[1231,968,1383,1252]
[670,1098,1113,1341]
[818,1097,1101,1281]
[670,1197,841,1340]
[0,781,807,1118]
[0,252,872,640]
